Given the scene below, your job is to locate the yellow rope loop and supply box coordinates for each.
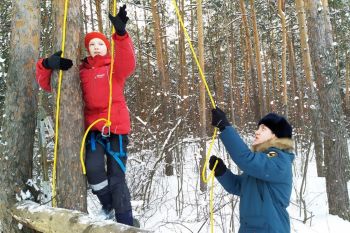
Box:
[80,118,108,174]
[52,0,70,208]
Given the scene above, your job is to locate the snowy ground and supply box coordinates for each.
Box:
[86,138,350,232]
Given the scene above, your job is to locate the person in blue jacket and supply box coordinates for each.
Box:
[210,107,294,233]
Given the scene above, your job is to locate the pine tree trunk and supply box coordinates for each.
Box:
[178,0,190,133]
[346,59,350,114]
[262,40,271,113]
[95,0,103,33]
[305,0,350,220]
[268,31,277,111]
[239,0,260,121]
[89,0,95,31]
[249,0,265,116]
[150,0,173,176]
[0,0,40,231]
[51,0,86,211]
[197,0,207,192]
[287,32,304,127]
[295,0,325,177]
[229,23,237,126]
[82,0,88,33]
[215,38,224,107]
[278,0,288,116]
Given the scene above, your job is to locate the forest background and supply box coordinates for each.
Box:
[0,0,350,232]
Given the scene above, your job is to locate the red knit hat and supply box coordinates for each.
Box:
[84,31,110,52]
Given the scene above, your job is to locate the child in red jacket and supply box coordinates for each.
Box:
[36,5,136,226]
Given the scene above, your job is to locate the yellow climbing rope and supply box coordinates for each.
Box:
[80,0,118,174]
[171,1,219,232]
[52,0,70,208]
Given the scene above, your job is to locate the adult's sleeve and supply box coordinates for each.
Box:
[219,126,292,183]
[216,169,242,196]
[112,32,136,79]
[36,58,53,92]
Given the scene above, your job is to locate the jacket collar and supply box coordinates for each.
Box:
[82,55,111,69]
[252,138,294,152]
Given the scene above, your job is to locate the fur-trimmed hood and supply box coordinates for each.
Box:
[252,138,294,152]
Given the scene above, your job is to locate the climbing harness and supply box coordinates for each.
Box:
[80,0,118,175]
[88,132,127,173]
[171,1,219,232]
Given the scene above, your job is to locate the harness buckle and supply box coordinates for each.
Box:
[101,125,111,137]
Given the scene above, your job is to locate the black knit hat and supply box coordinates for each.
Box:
[258,113,292,138]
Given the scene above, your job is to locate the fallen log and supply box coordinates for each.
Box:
[11,201,151,233]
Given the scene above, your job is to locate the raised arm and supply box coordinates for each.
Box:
[109,5,136,79]
[112,33,136,79]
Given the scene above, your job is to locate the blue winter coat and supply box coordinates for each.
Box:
[216,126,295,233]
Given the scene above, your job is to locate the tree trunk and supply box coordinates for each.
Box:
[239,0,260,121]
[89,0,95,31]
[197,0,207,192]
[262,40,271,113]
[0,0,40,232]
[305,0,350,220]
[51,0,86,211]
[179,0,189,113]
[150,0,173,176]
[215,36,224,107]
[346,58,350,114]
[95,0,103,33]
[269,31,278,111]
[278,0,288,116]
[249,0,265,116]
[82,0,88,33]
[295,0,325,177]
[189,0,197,133]
[229,23,237,126]
[287,31,304,127]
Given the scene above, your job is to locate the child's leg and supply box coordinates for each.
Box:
[85,133,112,211]
[107,134,133,226]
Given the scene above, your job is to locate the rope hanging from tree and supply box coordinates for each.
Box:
[171,1,220,232]
[52,0,70,208]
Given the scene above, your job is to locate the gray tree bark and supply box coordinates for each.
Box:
[305,0,350,220]
[0,0,40,232]
[51,0,86,211]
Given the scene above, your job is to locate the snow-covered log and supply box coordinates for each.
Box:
[11,201,151,233]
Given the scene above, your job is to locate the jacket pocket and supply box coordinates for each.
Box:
[241,216,269,232]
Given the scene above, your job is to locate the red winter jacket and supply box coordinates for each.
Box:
[36,33,136,134]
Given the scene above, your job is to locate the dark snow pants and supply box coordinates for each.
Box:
[85,131,132,214]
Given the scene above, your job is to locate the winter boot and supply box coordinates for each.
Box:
[97,192,114,220]
[115,210,133,226]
